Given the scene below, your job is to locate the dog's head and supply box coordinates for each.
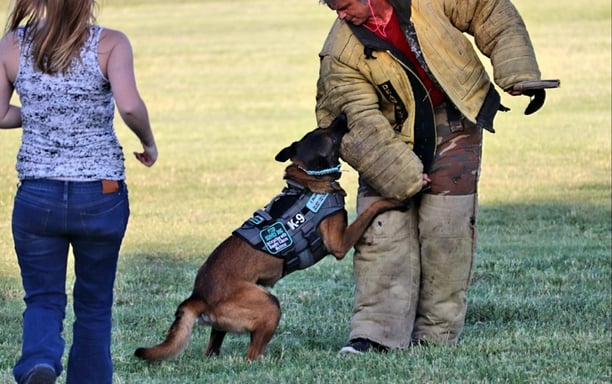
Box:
[275,114,348,177]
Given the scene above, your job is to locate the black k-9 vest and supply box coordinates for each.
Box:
[233,180,346,276]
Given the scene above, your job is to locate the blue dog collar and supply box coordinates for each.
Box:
[299,164,342,176]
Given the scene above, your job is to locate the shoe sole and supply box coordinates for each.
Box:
[339,345,365,354]
[23,365,56,384]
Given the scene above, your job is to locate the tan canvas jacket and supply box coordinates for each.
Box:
[315,0,541,200]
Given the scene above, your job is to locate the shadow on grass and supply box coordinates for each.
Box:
[116,251,202,305]
[469,200,610,330]
[115,199,611,357]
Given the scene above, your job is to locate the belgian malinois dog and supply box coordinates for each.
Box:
[134,115,402,361]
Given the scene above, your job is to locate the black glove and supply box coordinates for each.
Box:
[523,88,546,115]
[510,79,560,115]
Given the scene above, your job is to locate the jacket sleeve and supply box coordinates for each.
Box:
[316,54,424,201]
[447,0,541,90]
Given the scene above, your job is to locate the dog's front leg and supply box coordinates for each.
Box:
[321,199,403,259]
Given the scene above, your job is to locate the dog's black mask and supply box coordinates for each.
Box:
[275,114,348,174]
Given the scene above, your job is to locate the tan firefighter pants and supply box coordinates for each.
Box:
[348,103,481,348]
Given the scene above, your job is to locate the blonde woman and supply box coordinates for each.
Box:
[0,0,158,383]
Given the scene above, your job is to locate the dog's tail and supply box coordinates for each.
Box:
[135,296,206,361]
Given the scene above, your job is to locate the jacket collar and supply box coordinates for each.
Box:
[388,0,411,24]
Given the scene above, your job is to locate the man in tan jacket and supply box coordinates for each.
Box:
[315,0,553,353]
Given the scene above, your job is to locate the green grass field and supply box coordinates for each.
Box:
[0,0,610,383]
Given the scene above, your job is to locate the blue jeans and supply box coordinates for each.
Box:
[12,179,129,384]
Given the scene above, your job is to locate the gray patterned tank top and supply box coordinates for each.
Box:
[14,25,125,181]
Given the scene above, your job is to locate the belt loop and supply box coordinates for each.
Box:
[446,102,465,133]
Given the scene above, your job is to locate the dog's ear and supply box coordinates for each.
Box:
[328,113,348,132]
[275,142,297,162]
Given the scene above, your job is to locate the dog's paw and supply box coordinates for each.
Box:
[374,199,408,213]
[390,200,411,212]
[393,201,411,212]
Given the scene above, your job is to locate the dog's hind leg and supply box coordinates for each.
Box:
[210,284,281,360]
[245,290,280,360]
[205,328,226,356]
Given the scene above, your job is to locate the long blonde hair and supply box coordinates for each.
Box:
[6,0,98,74]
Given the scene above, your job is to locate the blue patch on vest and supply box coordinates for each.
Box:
[249,215,265,225]
[260,222,293,255]
[306,193,328,213]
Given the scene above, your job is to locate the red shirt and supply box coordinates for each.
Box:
[366,12,446,106]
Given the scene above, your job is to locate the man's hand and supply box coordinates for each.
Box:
[522,88,546,115]
[507,80,560,115]
[422,173,431,188]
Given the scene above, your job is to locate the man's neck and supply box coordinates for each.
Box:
[365,0,394,32]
